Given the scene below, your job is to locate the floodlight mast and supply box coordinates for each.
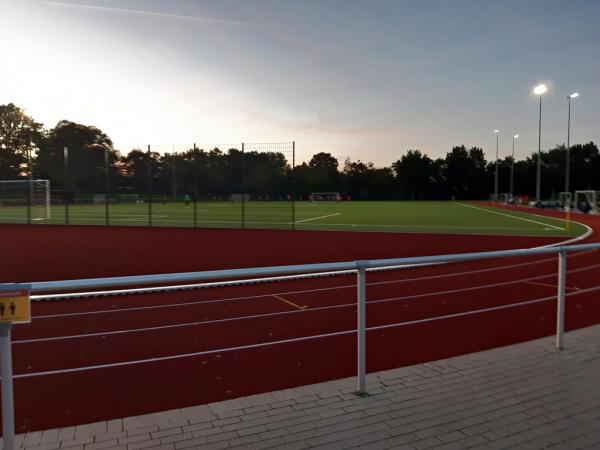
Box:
[494,130,499,202]
[565,92,579,194]
[533,83,547,202]
[510,134,519,195]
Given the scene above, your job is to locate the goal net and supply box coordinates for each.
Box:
[574,190,600,214]
[0,179,51,220]
[310,192,341,202]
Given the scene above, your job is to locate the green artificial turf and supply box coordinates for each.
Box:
[0,200,586,238]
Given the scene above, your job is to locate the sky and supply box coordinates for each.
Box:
[1,0,600,165]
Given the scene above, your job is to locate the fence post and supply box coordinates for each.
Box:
[356,261,368,395]
[556,250,567,349]
[241,143,245,230]
[63,147,69,225]
[193,143,198,228]
[291,141,296,230]
[147,145,153,227]
[104,146,109,226]
[0,324,15,450]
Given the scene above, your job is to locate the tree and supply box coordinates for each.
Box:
[392,150,433,199]
[443,146,488,199]
[37,120,118,192]
[0,103,43,179]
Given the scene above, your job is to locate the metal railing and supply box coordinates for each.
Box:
[30,241,600,395]
[0,241,595,449]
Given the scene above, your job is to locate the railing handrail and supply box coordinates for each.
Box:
[27,242,600,294]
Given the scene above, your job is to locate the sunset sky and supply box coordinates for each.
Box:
[2,0,600,165]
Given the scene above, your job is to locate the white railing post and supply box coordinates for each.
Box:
[556,250,567,350]
[356,261,367,395]
[0,324,15,450]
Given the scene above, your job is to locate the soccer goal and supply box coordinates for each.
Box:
[310,192,341,202]
[574,190,600,214]
[0,179,51,220]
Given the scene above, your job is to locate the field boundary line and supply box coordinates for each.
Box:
[12,284,600,378]
[457,202,564,230]
[294,213,341,224]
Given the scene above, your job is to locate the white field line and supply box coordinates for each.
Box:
[12,283,600,378]
[294,213,341,224]
[31,248,597,319]
[297,223,546,231]
[18,261,600,343]
[456,202,564,230]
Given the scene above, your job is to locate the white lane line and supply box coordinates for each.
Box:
[18,262,600,343]
[13,283,600,378]
[31,249,597,319]
[456,203,564,230]
[294,213,341,224]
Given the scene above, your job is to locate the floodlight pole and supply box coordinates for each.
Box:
[494,131,499,202]
[565,95,576,194]
[536,95,543,202]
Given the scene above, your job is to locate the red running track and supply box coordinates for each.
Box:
[3,208,600,432]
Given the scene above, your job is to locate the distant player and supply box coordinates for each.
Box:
[184,194,191,208]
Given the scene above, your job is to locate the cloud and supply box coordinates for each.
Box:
[45,1,287,30]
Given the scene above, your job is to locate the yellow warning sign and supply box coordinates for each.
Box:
[0,285,31,324]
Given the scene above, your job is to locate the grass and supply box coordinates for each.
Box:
[0,200,586,238]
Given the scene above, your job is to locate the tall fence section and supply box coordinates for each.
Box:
[0,142,297,229]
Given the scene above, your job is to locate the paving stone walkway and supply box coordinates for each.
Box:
[8,324,600,450]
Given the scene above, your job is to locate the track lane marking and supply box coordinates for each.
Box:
[294,213,341,224]
[524,281,580,291]
[13,283,600,378]
[456,202,564,230]
[19,262,600,343]
[273,294,307,310]
[31,250,598,319]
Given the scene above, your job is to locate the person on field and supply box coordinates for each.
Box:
[184,194,191,207]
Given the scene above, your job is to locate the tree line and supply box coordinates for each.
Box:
[1,103,599,200]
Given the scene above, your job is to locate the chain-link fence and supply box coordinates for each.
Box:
[0,142,297,230]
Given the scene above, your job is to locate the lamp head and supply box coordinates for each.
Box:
[514,134,519,139]
[568,92,579,99]
[494,129,499,134]
[533,84,548,95]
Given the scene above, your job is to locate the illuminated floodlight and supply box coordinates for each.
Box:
[568,92,579,99]
[494,129,499,133]
[533,84,548,95]
[514,134,519,139]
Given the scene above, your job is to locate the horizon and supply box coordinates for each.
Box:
[2,0,600,165]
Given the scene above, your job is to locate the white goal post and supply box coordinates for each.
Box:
[0,179,51,219]
[310,192,341,202]
[574,190,600,214]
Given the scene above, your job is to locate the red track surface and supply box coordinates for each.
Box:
[3,207,600,433]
